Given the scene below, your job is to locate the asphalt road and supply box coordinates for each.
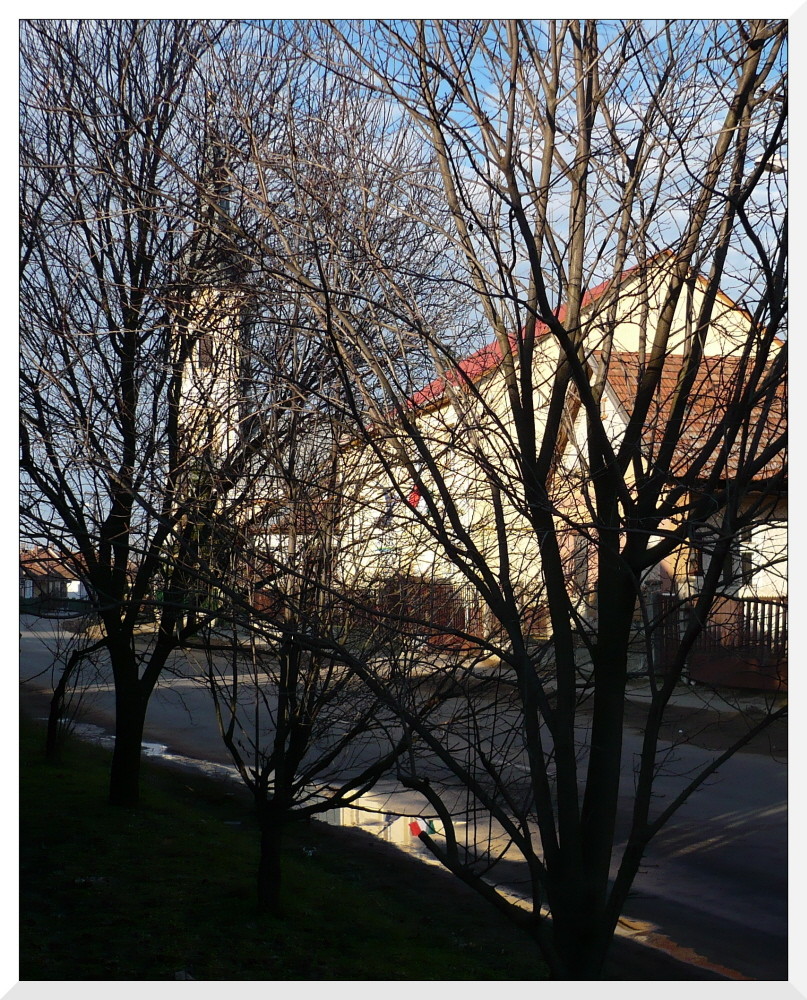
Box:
[19,616,787,981]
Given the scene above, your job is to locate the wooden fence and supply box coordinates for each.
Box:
[354,579,485,646]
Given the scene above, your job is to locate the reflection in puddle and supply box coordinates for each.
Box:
[319,799,443,865]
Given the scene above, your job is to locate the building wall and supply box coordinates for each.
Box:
[178,287,245,461]
[335,263,786,627]
[589,266,757,357]
[740,518,787,599]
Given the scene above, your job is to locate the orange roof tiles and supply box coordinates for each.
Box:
[20,547,81,580]
[603,351,786,483]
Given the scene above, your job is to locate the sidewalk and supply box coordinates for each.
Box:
[624,673,787,715]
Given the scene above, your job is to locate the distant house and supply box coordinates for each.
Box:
[20,548,88,603]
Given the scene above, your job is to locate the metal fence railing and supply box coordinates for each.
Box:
[20,596,95,617]
[251,578,487,643]
[653,592,787,689]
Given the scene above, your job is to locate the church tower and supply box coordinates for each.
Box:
[178,113,251,469]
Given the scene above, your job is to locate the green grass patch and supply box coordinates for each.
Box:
[20,713,546,980]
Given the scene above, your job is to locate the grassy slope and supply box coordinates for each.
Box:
[20,713,547,981]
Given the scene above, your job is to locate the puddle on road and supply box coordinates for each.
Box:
[67,721,245,783]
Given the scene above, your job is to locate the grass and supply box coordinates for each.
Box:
[20,712,547,981]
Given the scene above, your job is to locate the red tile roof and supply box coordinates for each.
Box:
[409,331,522,408]
[20,547,81,580]
[392,253,784,487]
[407,264,646,411]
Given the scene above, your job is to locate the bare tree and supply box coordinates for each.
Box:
[181,28,476,912]
[246,18,787,979]
[197,441,410,915]
[20,17,786,978]
[18,19,285,805]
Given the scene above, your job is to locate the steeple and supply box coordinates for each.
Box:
[203,90,241,286]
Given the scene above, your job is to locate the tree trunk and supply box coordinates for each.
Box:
[257,802,284,915]
[558,935,612,980]
[46,653,77,762]
[45,688,65,763]
[547,904,612,980]
[109,684,147,807]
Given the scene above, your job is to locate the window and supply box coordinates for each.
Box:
[740,546,755,587]
[43,578,67,599]
[377,492,394,527]
[723,528,755,588]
